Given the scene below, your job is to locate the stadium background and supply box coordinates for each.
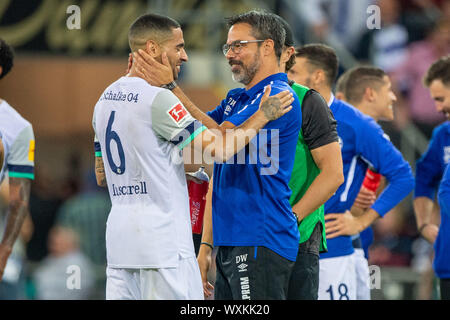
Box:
[0,0,448,299]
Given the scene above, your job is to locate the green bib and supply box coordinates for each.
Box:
[289,83,327,252]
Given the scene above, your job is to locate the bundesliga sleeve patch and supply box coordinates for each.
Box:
[167,103,188,125]
[28,140,35,162]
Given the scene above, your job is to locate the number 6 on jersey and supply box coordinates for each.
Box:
[105,111,126,175]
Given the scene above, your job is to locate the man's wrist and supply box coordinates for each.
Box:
[254,109,270,125]
[199,242,213,256]
[354,212,368,234]
[293,211,302,225]
[357,219,365,234]
[418,223,429,236]
[161,81,177,90]
[358,208,380,232]
[200,241,214,250]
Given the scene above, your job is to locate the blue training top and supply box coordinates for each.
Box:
[415,121,450,200]
[321,98,414,259]
[414,121,450,279]
[207,73,301,261]
[434,163,450,279]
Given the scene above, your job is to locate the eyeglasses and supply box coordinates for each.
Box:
[222,40,265,56]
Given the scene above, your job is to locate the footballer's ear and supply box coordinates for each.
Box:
[285,46,295,60]
[145,40,161,58]
[281,46,294,66]
[363,86,376,103]
[312,69,325,88]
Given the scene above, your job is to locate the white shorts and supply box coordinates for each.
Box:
[318,254,357,300]
[352,248,371,300]
[106,256,203,300]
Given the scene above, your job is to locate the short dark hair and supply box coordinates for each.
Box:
[271,14,296,71]
[128,13,180,52]
[0,38,14,80]
[295,44,338,87]
[226,10,286,61]
[335,69,351,95]
[345,66,387,104]
[424,55,450,87]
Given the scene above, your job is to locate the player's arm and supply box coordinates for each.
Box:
[133,50,222,132]
[413,130,443,243]
[438,165,450,218]
[0,177,31,280]
[326,120,415,238]
[294,142,343,221]
[350,174,386,217]
[291,90,344,221]
[325,209,381,238]
[357,124,414,218]
[414,196,439,243]
[350,188,376,217]
[133,49,273,140]
[152,85,292,162]
[95,156,107,187]
[197,175,214,298]
[0,126,34,281]
[92,113,107,187]
[93,141,106,187]
[171,86,222,131]
[186,86,293,162]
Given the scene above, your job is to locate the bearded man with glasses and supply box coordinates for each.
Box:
[133,9,302,300]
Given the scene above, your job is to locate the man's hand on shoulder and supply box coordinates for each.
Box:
[257,85,294,122]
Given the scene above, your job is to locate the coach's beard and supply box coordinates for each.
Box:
[229,56,260,86]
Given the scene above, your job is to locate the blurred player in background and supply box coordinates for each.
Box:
[288,44,414,300]
[414,55,450,299]
[275,15,344,300]
[0,39,35,291]
[436,164,450,299]
[92,13,294,300]
[335,69,351,101]
[334,68,379,297]
[339,65,409,299]
[335,68,378,261]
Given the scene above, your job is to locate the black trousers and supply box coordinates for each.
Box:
[440,278,450,300]
[214,246,294,300]
[287,222,323,300]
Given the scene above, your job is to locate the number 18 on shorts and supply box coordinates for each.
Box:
[318,254,357,300]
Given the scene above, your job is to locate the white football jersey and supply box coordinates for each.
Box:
[0,100,35,183]
[92,76,205,268]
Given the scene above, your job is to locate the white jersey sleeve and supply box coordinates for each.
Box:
[92,110,102,157]
[150,89,206,150]
[6,125,35,180]
[0,132,3,172]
